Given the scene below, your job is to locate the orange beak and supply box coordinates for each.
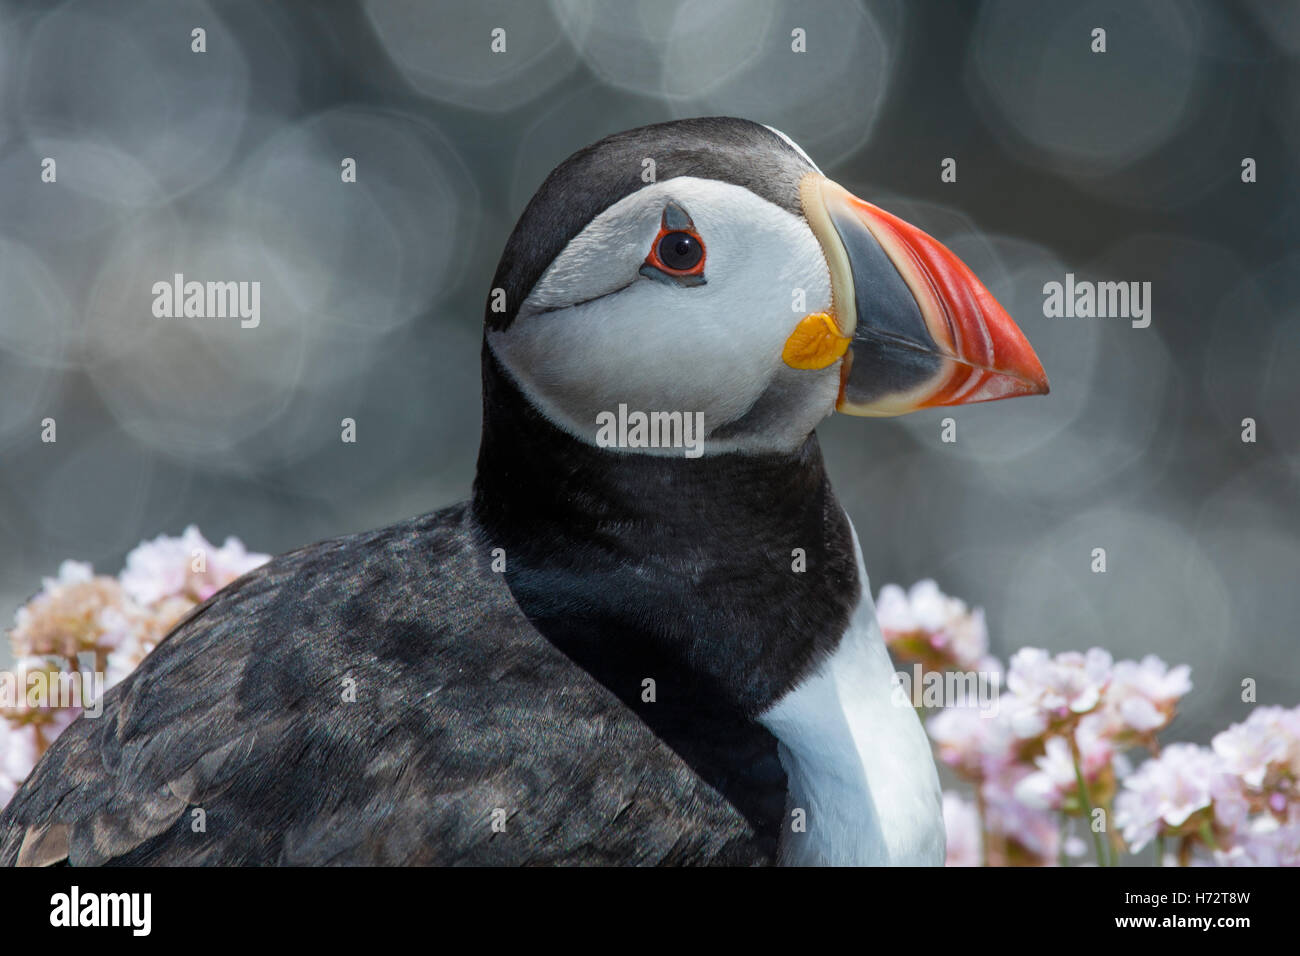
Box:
[788,174,1049,416]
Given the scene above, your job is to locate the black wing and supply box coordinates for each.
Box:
[0,505,777,865]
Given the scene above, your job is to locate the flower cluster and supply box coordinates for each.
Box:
[1113,706,1300,866]
[2,553,1294,869]
[880,578,1299,867]
[2,528,268,806]
[877,579,1000,674]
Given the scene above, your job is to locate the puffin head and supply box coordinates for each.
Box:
[485,117,1048,456]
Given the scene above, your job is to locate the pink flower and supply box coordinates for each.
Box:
[1000,692,1051,740]
[0,655,84,808]
[876,580,997,672]
[119,526,269,607]
[1,526,271,810]
[1013,720,1116,811]
[1005,647,1113,731]
[981,772,1062,864]
[10,561,135,659]
[943,792,983,866]
[1211,706,1300,789]
[927,705,1018,781]
[1095,655,1192,738]
[3,657,81,721]
[1114,744,1242,852]
[107,595,199,679]
[1215,817,1300,867]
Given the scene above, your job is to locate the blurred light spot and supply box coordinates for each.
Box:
[969,238,1171,500]
[664,0,897,166]
[1282,65,1300,167]
[1206,252,1300,454]
[83,215,310,462]
[0,239,70,451]
[870,223,1110,487]
[0,238,74,368]
[18,0,251,199]
[1244,0,1300,56]
[30,431,157,562]
[550,0,767,98]
[508,83,674,213]
[968,0,1201,174]
[1195,468,1300,706]
[0,137,164,242]
[0,357,56,454]
[1002,508,1231,695]
[273,319,483,504]
[366,0,578,111]
[0,9,13,138]
[234,107,477,336]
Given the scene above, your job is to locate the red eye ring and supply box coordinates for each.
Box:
[645,225,706,277]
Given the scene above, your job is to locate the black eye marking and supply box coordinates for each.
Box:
[642,202,707,286]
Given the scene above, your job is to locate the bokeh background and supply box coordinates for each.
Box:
[0,0,1296,746]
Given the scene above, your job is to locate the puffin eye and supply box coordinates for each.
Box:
[642,207,707,285]
[640,201,707,285]
[656,231,703,272]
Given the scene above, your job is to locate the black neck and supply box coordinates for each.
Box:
[471,348,859,846]
[471,347,860,717]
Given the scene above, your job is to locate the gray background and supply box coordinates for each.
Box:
[1,0,1297,745]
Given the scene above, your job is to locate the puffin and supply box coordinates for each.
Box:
[0,117,1047,866]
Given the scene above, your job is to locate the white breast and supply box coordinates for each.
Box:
[758,519,945,866]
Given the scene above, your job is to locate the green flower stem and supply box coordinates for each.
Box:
[1102,799,1120,867]
[1069,729,1107,866]
[1199,818,1218,852]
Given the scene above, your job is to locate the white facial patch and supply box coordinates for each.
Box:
[487,177,839,456]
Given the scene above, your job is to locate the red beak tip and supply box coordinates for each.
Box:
[1013,364,1050,396]
[1009,369,1050,399]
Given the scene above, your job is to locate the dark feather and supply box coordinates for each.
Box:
[1,506,779,865]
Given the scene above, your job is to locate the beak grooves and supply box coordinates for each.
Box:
[794,173,1050,415]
